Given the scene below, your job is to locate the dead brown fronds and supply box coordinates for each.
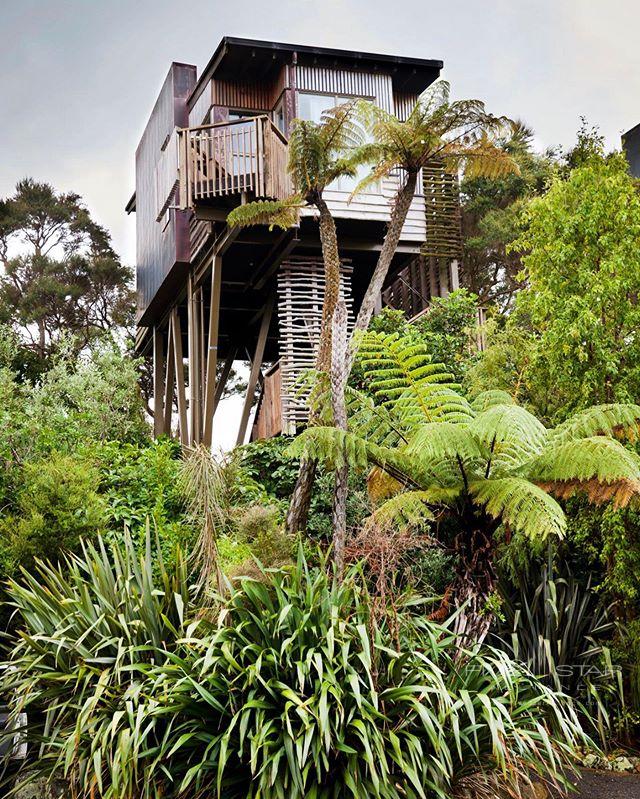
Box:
[537,477,640,509]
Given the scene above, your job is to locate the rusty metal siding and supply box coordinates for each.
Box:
[135,63,196,321]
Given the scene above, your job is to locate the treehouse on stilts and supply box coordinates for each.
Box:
[128,37,463,446]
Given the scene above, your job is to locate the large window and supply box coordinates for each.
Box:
[297,92,372,193]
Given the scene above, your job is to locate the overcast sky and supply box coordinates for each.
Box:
[2,0,639,264]
[2,1,639,447]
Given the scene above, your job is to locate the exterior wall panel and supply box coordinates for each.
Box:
[135,62,196,320]
[188,80,213,126]
[296,66,393,110]
[394,91,419,121]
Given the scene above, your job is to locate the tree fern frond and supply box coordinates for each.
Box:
[319,101,365,152]
[356,331,472,425]
[521,436,640,509]
[469,404,547,472]
[406,422,485,466]
[364,490,446,533]
[455,134,521,180]
[470,390,515,412]
[227,197,303,229]
[470,478,566,540]
[345,386,407,447]
[549,404,640,444]
[366,466,404,505]
[285,426,369,472]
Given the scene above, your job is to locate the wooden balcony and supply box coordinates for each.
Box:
[177,116,291,209]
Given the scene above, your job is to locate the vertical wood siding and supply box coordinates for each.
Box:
[135,63,196,319]
[188,81,213,126]
[296,66,393,110]
[393,91,419,121]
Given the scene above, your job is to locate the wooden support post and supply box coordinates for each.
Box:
[438,258,450,298]
[429,256,439,299]
[236,293,274,446]
[202,255,222,448]
[187,272,201,445]
[450,259,460,291]
[152,326,165,438]
[213,346,238,413]
[170,308,188,447]
[163,323,175,436]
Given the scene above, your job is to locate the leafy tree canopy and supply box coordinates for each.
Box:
[0,178,134,372]
[460,123,558,310]
[510,152,640,420]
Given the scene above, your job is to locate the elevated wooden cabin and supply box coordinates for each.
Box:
[128,37,462,446]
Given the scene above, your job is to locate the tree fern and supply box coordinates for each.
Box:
[468,403,547,471]
[470,477,566,540]
[365,490,437,532]
[227,197,303,230]
[521,436,640,508]
[470,390,515,412]
[357,331,472,428]
[288,331,640,642]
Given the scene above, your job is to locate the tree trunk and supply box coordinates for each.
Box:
[285,457,317,534]
[330,300,349,577]
[315,197,342,373]
[450,524,498,648]
[286,196,342,535]
[347,169,418,371]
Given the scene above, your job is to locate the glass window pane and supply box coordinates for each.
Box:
[297,92,335,123]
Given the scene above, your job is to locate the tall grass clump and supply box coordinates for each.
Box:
[0,533,197,799]
[2,539,588,799]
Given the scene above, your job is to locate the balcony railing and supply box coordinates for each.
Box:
[178,116,291,209]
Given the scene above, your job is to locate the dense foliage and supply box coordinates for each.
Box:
[292,330,640,640]
[0,178,134,372]
[2,536,587,799]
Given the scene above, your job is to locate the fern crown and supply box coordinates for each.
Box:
[290,331,640,540]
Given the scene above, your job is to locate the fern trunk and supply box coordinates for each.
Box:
[331,300,350,577]
[451,521,498,647]
[286,197,341,535]
[349,169,418,367]
[315,197,342,373]
[285,458,317,534]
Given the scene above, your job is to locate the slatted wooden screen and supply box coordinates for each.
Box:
[422,161,462,260]
[277,258,354,433]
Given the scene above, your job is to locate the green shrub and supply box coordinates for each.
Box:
[2,539,588,799]
[235,504,292,565]
[238,437,371,541]
[87,438,193,560]
[0,453,106,573]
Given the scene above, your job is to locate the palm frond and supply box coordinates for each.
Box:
[470,477,566,540]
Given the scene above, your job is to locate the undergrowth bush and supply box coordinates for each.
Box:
[2,536,588,799]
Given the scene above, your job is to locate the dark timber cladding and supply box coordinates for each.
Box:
[134,62,196,322]
[623,124,640,178]
[130,37,460,448]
